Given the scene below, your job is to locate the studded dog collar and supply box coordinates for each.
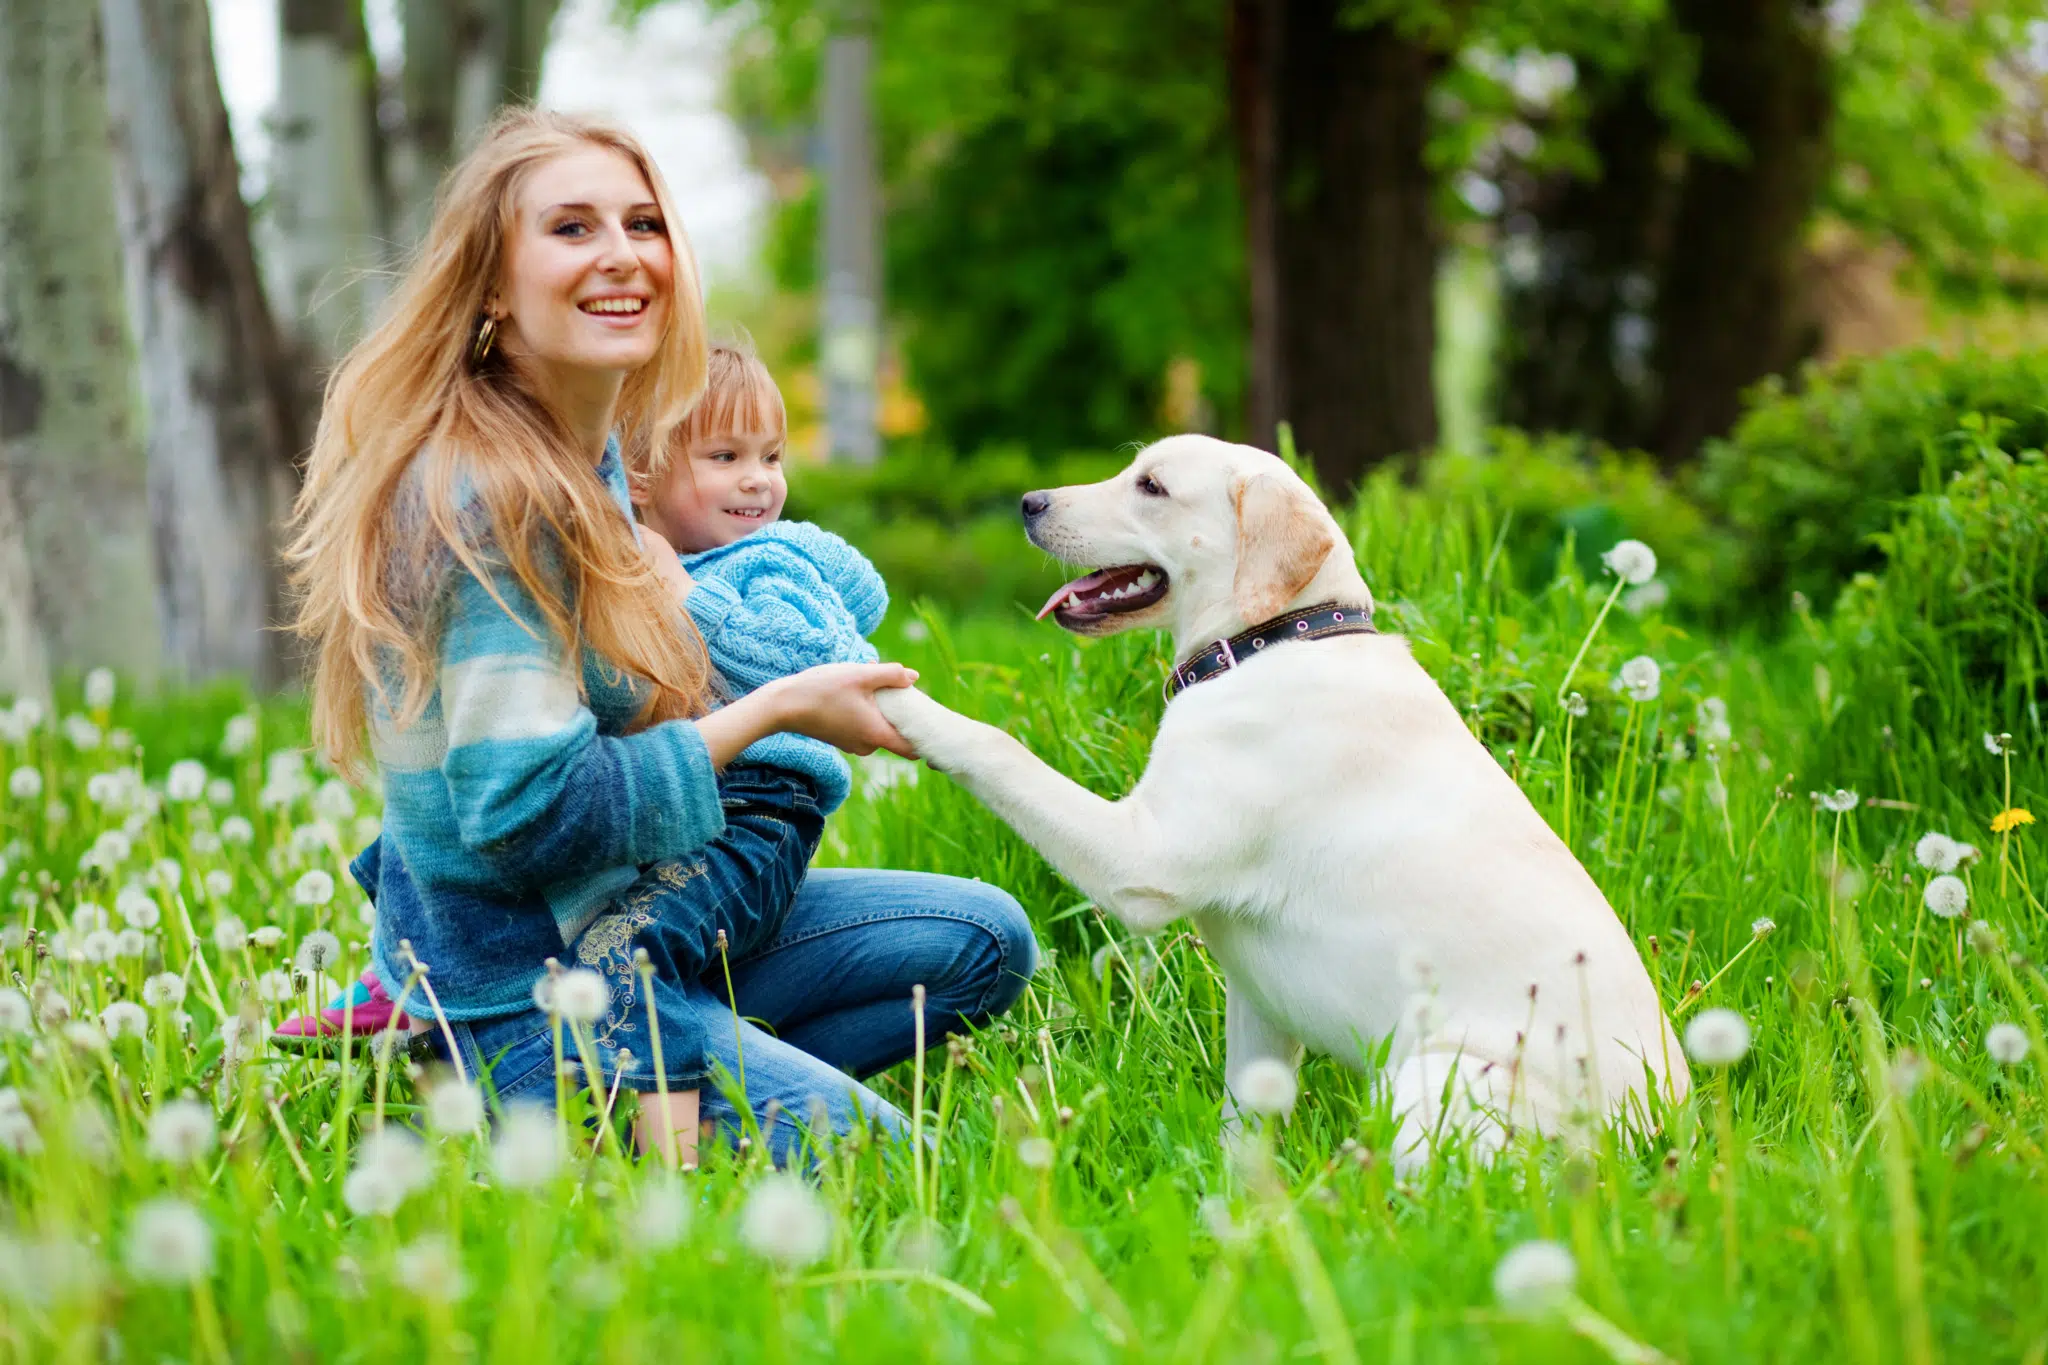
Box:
[1163,601,1376,701]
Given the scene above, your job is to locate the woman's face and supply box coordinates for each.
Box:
[494,145,674,383]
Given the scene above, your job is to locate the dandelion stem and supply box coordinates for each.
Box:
[717,929,747,1106]
[911,983,929,1223]
[637,957,676,1167]
[1556,577,1627,705]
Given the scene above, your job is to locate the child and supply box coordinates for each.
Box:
[276,343,887,1049]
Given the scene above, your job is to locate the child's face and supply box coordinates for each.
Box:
[634,426,788,553]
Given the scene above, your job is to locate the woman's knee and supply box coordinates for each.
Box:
[950,880,1038,1020]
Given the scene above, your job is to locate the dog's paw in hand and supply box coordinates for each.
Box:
[874,686,974,773]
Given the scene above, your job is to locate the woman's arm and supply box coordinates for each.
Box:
[696,661,919,765]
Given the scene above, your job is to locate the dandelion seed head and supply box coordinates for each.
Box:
[1696,696,1732,744]
[1818,788,1859,814]
[292,870,335,907]
[203,869,233,897]
[1562,691,1588,718]
[64,716,102,751]
[425,1081,485,1135]
[552,968,609,1025]
[222,714,258,756]
[1915,832,1963,873]
[0,989,31,1035]
[1751,917,1775,937]
[142,973,186,1008]
[631,1178,693,1250]
[100,1002,147,1040]
[205,778,235,807]
[739,1175,831,1268]
[393,1235,466,1302]
[256,970,295,1003]
[1890,1050,1928,1098]
[1685,1008,1751,1066]
[219,815,254,846]
[6,767,42,802]
[1016,1136,1056,1169]
[1986,1022,2030,1066]
[1984,732,2012,757]
[210,915,248,953]
[80,929,117,963]
[250,925,284,950]
[1923,875,1968,919]
[146,1099,217,1164]
[344,1129,431,1215]
[1600,539,1658,585]
[124,1198,212,1284]
[115,928,147,959]
[295,930,342,975]
[1616,655,1661,703]
[1620,580,1670,616]
[116,885,160,929]
[492,1105,565,1188]
[1233,1057,1298,1115]
[1493,1239,1577,1313]
[165,760,208,803]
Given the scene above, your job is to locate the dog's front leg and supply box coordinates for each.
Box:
[877,686,1184,931]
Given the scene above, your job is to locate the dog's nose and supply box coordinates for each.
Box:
[1020,490,1051,521]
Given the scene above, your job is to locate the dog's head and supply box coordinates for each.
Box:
[1023,435,1363,645]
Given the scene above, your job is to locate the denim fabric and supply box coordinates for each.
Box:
[435,867,1037,1167]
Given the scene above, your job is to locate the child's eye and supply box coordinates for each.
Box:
[764,450,782,465]
[708,450,736,463]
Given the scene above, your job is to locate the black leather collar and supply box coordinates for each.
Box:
[1164,601,1376,701]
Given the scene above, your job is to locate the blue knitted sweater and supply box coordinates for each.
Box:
[682,521,888,814]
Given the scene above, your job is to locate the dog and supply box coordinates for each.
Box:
[875,435,1689,1165]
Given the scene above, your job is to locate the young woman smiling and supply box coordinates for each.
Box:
[288,109,1036,1164]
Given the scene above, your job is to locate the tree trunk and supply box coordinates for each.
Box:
[395,0,562,246]
[1495,80,1671,446]
[102,0,303,687]
[0,2,163,688]
[1648,0,1831,465]
[0,471,49,705]
[1232,0,1439,494]
[269,0,386,371]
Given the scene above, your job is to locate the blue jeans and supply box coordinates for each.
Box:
[435,868,1037,1166]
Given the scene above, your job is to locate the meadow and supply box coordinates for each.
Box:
[1,462,2043,1364]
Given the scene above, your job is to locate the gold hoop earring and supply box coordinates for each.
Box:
[471,315,499,366]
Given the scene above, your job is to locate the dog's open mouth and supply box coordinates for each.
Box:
[1037,564,1169,627]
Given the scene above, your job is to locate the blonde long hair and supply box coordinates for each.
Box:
[288,107,713,773]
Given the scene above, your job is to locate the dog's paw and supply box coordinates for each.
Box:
[875,686,976,772]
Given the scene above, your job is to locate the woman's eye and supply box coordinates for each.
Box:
[1136,474,1166,497]
[630,216,665,234]
[552,220,589,238]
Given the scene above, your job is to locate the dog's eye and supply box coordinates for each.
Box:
[1136,474,1167,497]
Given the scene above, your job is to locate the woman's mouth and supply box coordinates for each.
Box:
[579,296,648,320]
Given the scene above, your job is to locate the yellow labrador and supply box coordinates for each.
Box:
[877,435,1688,1164]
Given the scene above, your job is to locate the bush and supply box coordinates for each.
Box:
[1692,347,2048,616]
[1830,422,2047,726]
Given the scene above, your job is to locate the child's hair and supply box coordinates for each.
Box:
[633,335,786,482]
[287,106,714,774]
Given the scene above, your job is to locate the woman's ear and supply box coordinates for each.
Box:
[626,468,653,508]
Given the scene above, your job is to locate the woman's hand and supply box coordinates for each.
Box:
[639,524,694,605]
[765,662,921,758]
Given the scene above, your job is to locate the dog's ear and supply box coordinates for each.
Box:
[1232,472,1336,622]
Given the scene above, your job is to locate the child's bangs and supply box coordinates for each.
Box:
[686,359,785,444]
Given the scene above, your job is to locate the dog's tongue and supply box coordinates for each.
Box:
[1037,568,1117,621]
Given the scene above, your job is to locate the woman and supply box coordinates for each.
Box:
[288,108,1035,1165]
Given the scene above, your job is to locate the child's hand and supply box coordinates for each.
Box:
[639,525,695,603]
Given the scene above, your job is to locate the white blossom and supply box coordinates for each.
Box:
[492,1106,565,1188]
[6,767,41,801]
[222,714,258,756]
[1600,539,1657,585]
[295,930,343,976]
[142,974,187,1009]
[146,1098,218,1164]
[1685,1008,1751,1066]
[739,1175,832,1269]
[101,1002,148,1040]
[1923,875,1968,919]
[1493,1239,1577,1313]
[211,915,248,953]
[83,669,116,711]
[165,760,208,803]
[1232,1057,1299,1115]
[425,1081,486,1135]
[1615,656,1661,703]
[1986,1023,2030,1065]
[124,1198,213,1284]
[343,1129,432,1216]
[552,969,609,1025]
[292,870,335,907]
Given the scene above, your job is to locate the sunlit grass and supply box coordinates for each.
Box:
[1,480,2042,1363]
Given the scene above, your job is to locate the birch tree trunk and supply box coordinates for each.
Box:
[395,0,562,245]
[0,1,163,689]
[0,472,49,705]
[102,0,303,687]
[268,0,386,370]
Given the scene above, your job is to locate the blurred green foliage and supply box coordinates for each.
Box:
[1691,348,2048,616]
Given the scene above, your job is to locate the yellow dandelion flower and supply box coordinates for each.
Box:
[1990,808,2035,834]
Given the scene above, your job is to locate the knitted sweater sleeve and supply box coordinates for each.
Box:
[434,545,726,889]
[683,524,884,695]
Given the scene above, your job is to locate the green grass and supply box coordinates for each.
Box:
[2,481,2043,1364]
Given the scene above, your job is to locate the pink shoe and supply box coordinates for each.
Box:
[271,969,418,1052]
